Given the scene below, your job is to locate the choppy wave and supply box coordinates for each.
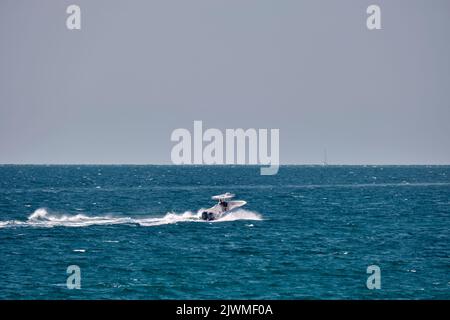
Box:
[0,208,262,228]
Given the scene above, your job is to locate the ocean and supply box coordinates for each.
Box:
[0,165,448,299]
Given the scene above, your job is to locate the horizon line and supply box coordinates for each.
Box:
[1,163,450,166]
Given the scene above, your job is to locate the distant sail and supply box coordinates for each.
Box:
[323,148,328,166]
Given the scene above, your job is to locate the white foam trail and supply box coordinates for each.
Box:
[0,208,263,228]
[136,211,199,227]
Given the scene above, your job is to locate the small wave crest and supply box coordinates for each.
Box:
[0,208,262,228]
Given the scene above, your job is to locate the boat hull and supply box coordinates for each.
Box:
[200,200,247,221]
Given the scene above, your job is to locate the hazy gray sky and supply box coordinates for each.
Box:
[1,0,449,164]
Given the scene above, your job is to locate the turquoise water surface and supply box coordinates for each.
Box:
[0,165,449,299]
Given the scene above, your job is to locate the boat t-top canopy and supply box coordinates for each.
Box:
[212,193,235,201]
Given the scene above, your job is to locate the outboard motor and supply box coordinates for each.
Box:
[201,211,214,221]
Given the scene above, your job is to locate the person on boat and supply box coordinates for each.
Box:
[219,199,228,210]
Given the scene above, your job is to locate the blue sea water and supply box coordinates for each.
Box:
[0,165,449,299]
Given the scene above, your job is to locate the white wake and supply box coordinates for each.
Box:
[0,208,262,228]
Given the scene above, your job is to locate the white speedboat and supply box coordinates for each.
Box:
[200,193,246,221]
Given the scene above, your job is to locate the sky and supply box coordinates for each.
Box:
[1,0,449,164]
